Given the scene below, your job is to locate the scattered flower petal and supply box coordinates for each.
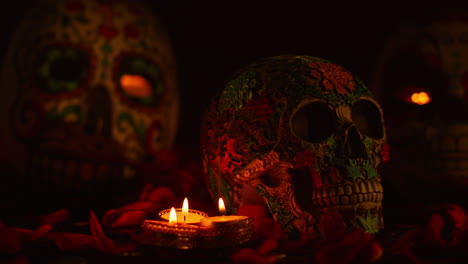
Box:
[111,210,146,227]
[38,209,70,226]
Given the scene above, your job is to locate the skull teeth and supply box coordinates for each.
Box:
[312,179,383,207]
[345,185,353,195]
[30,153,132,190]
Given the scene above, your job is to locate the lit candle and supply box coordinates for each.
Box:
[199,198,250,227]
[142,197,252,249]
[182,197,189,223]
[218,197,226,215]
[159,198,208,224]
[169,207,177,225]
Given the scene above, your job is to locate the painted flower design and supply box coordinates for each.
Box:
[295,150,315,168]
[295,150,322,187]
[308,62,355,94]
[66,0,84,12]
[124,24,140,39]
[98,25,118,40]
[244,97,272,119]
[218,71,256,112]
[380,143,390,163]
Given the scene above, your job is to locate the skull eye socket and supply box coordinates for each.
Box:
[437,33,454,46]
[116,54,164,107]
[460,33,468,45]
[36,46,90,94]
[351,99,384,139]
[292,101,336,142]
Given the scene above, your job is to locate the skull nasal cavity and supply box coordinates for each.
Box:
[345,127,368,159]
[260,166,288,187]
[84,85,112,137]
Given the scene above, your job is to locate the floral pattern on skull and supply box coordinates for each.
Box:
[201,55,387,240]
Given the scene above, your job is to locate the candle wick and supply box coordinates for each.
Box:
[184,215,186,222]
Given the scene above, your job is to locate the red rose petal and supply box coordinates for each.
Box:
[237,204,269,219]
[101,209,119,228]
[138,184,156,201]
[231,248,279,264]
[445,204,467,228]
[116,201,154,212]
[111,210,146,227]
[424,213,447,245]
[389,227,420,255]
[146,186,176,206]
[28,224,53,241]
[38,209,70,225]
[89,210,112,249]
[367,240,384,263]
[256,238,278,255]
[50,232,97,251]
[0,224,22,254]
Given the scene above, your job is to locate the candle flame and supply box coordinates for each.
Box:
[218,197,226,215]
[169,207,177,225]
[182,197,189,223]
[411,91,431,105]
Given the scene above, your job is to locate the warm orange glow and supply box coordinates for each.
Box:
[411,91,431,105]
[120,74,152,98]
[169,207,177,225]
[218,197,226,216]
[182,197,189,223]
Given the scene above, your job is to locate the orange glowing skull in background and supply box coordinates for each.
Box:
[0,0,179,216]
[372,8,468,205]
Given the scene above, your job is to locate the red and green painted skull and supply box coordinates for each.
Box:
[0,0,178,210]
[201,55,388,239]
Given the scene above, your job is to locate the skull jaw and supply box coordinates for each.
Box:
[242,161,384,239]
[309,174,385,238]
[254,184,384,240]
[24,122,143,216]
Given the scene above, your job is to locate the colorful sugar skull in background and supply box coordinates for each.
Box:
[372,9,468,205]
[423,9,468,202]
[201,55,387,240]
[0,0,178,214]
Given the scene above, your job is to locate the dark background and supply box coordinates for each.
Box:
[150,3,455,150]
[0,1,443,150]
[0,2,466,262]
[154,3,428,150]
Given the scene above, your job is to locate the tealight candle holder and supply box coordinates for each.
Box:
[141,219,200,250]
[140,197,253,250]
[199,215,253,248]
[198,197,253,248]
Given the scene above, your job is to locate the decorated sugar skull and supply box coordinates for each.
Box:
[0,0,178,212]
[416,10,468,197]
[201,55,387,239]
[372,9,468,203]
